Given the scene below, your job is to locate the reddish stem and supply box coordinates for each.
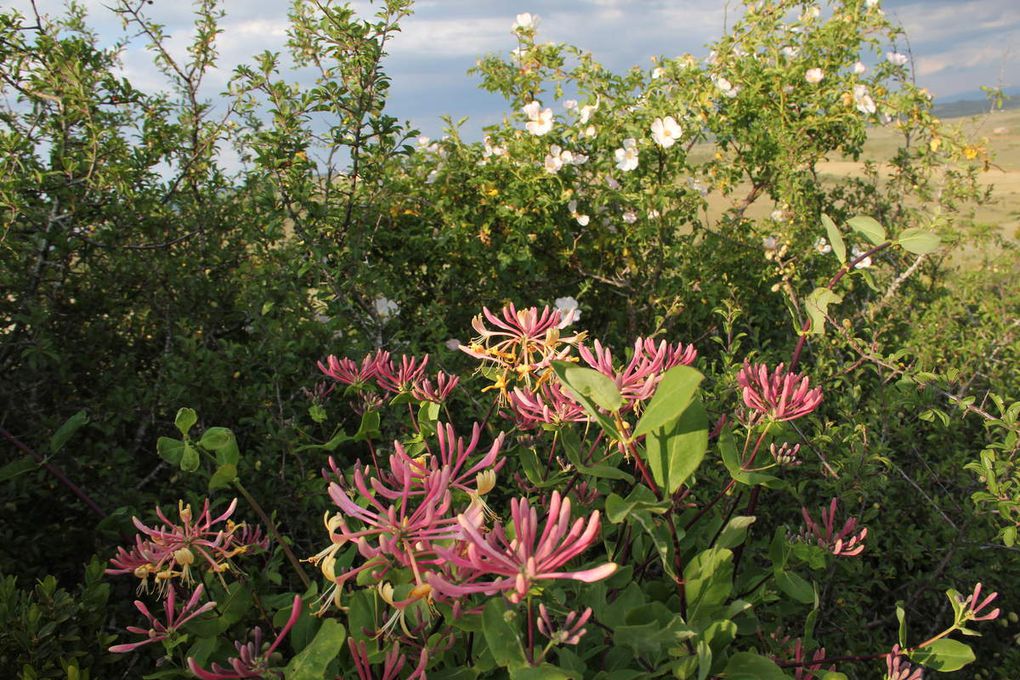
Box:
[789,241,892,371]
[1,426,106,518]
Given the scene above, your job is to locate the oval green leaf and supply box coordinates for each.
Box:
[634,365,703,437]
[847,215,887,245]
[897,228,940,255]
[821,213,846,264]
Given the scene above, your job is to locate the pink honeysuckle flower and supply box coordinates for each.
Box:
[958,582,1000,622]
[801,498,868,557]
[318,350,389,387]
[411,370,460,403]
[109,584,216,653]
[106,498,267,589]
[737,361,823,422]
[789,638,834,680]
[429,490,617,603]
[537,604,593,645]
[349,639,428,680]
[885,644,924,680]
[375,354,430,394]
[577,337,697,408]
[374,422,505,501]
[187,595,302,679]
[508,381,590,429]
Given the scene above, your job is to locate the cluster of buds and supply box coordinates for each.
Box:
[885,645,924,680]
[106,498,267,591]
[537,604,593,646]
[319,350,459,404]
[800,498,868,557]
[770,442,803,468]
[188,595,302,679]
[109,585,216,653]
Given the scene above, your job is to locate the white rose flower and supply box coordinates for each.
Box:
[544,145,564,174]
[853,84,877,115]
[815,237,832,254]
[852,61,867,75]
[568,200,590,226]
[614,138,639,172]
[805,68,824,84]
[851,245,872,269]
[523,100,554,135]
[650,116,683,148]
[622,211,638,224]
[782,46,800,59]
[374,296,399,320]
[886,51,908,67]
[712,75,739,98]
[554,296,580,327]
[512,12,538,33]
[651,67,664,79]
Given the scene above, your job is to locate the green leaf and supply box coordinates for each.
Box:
[805,288,842,336]
[283,618,345,680]
[294,428,350,453]
[644,396,709,494]
[157,437,185,465]
[50,410,88,454]
[482,599,526,669]
[510,666,574,680]
[180,443,200,472]
[0,456,37,483]
[910,638,975,672]
[775,570,815,604]
[684,548,733,617]
[821,214,846,263]
[696,639,712,680]
[552,361,625,412]
[175,407,198,436]
[896,601,907,647]
[199,427,234,450]
[722,652,790,679]
[353,410,380,442]
[897,228,940,255]
[846,215,887,245]
[209,464,238,490]
[715,516,757,550]
[605,486,669,523]
[633,366,703,437]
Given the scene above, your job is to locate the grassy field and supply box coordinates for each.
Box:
[698,108,1020,258]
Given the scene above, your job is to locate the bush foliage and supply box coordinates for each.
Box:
[1,1,1017,678]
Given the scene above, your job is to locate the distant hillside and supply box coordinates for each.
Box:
[935,90,1020,119]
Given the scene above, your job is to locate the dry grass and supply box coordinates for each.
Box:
[695,108,1020,260]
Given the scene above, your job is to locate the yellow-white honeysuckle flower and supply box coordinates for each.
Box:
[568,200,590,226]
[523,100,554,136]
[614,138,639,172]
[805,68,824,84]
[650,116,683,148]
[513,12,538,33]
[886,51,908,67]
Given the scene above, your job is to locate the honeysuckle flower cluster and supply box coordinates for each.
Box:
[885,645,923,680]
[801,498,868,557]
[187,595,302,679]
[460,304,586,397]
[537,604,593,645]
[578,337,697,409]
[109,584,216,653]
[107,498,267,591]
[737,361,823,423]
[319,350,460,404]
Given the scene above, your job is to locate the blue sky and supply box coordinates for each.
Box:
[9,0,1019,138]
